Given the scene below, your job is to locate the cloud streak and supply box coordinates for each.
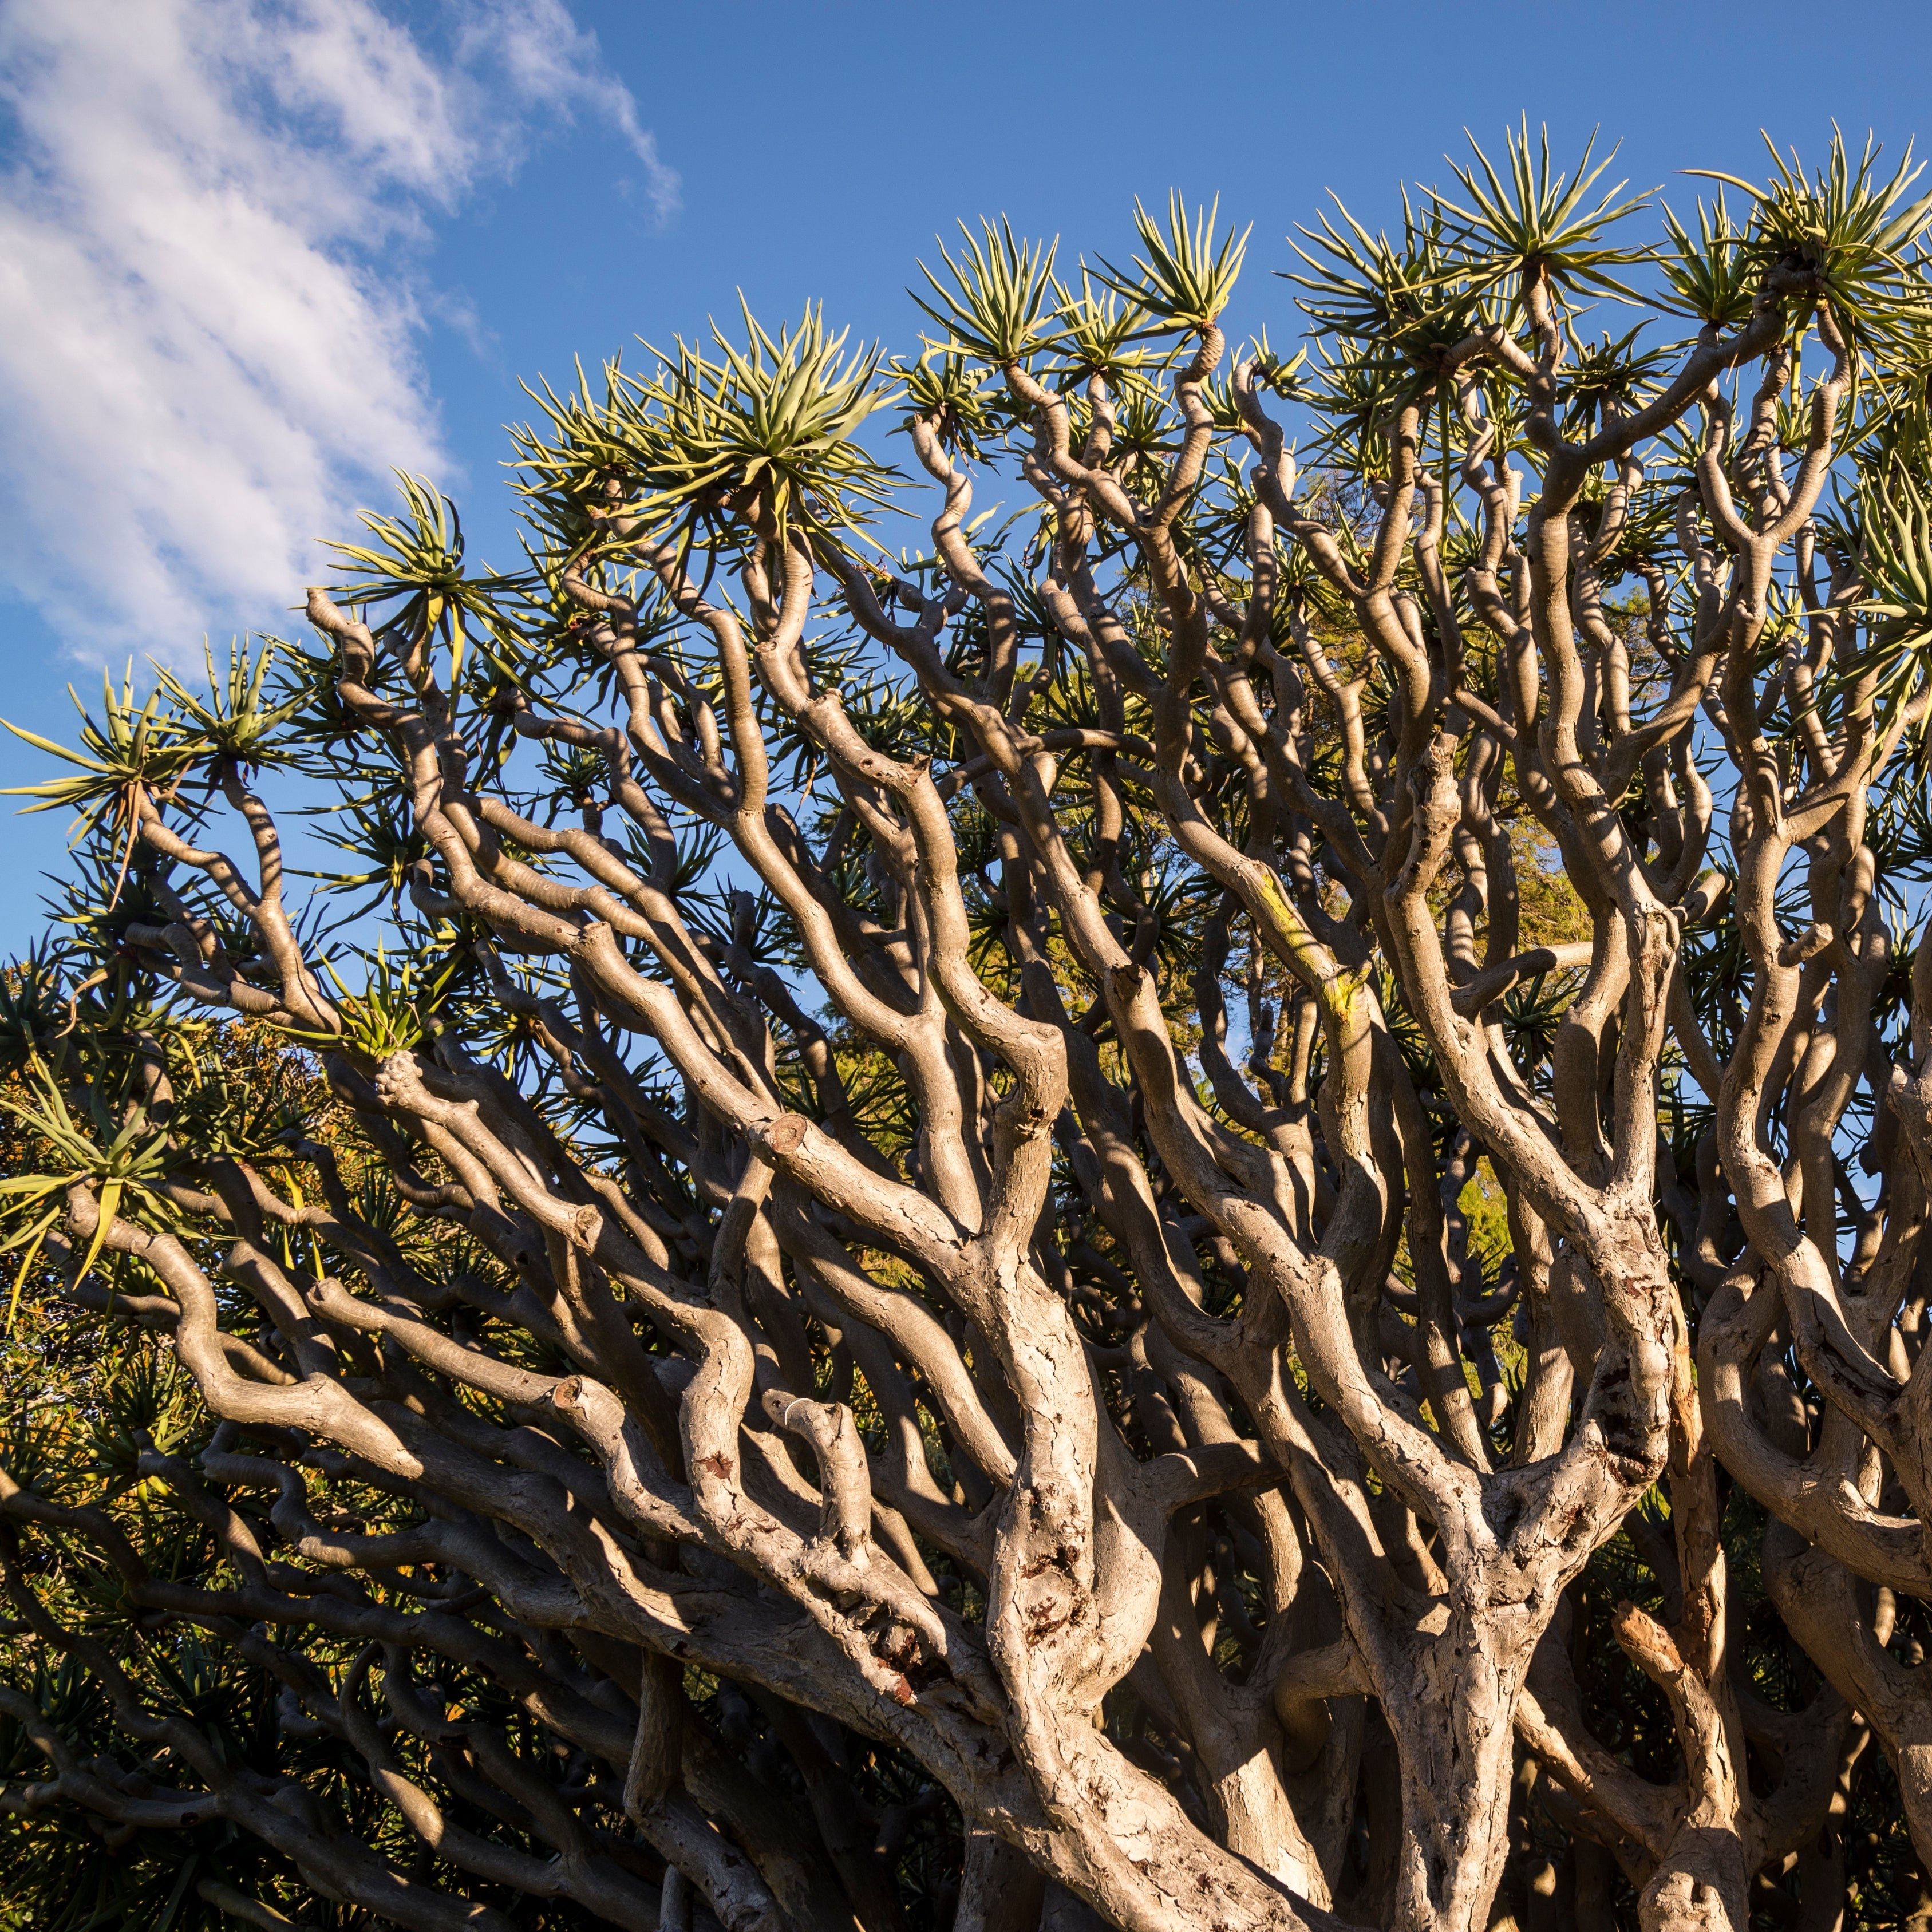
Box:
[0,0,675,660]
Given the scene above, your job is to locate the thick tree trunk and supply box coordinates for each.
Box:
[1384,1617,1534,1932]
[1637,1831,1747,1932]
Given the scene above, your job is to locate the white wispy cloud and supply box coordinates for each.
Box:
[0,0,677,660]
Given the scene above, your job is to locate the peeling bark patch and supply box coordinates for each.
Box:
[1016,1537,1085,1647]
[864,1608,949,1697]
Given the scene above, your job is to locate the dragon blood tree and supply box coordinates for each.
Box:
[9,125,1932,1932]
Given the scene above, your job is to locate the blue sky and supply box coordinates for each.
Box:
[3,0,1931,953]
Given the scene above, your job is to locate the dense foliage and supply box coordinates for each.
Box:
[9,125,1932,1932]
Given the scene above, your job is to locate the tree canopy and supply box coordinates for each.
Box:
[9,124,1932,1932]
